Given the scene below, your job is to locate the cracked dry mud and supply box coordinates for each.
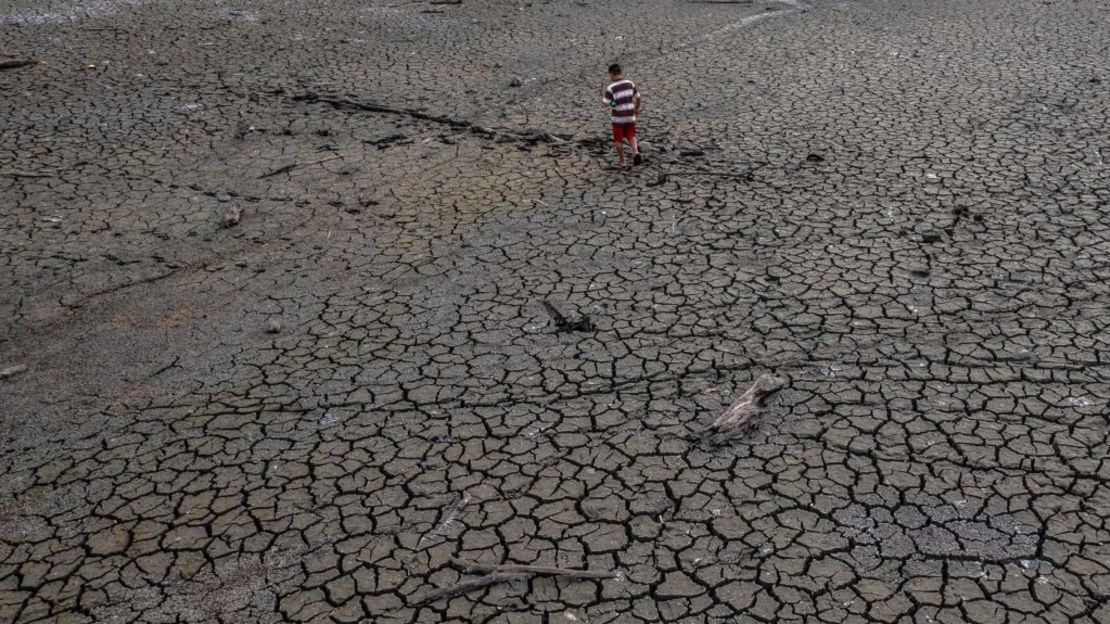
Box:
[2,0,1109,622]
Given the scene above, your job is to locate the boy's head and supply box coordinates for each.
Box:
[608,63,622,79]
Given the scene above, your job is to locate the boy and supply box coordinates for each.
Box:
[603,63,642,167]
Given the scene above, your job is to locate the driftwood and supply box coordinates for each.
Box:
[294,92,474,130]
[294,92,574,148]
[258,154,344,179]
[258,164,295,179]
[0,364,28,379]
[541,301,594,333]
[0,59,37,71]
[411,558,615,607]
[701,374,785,443]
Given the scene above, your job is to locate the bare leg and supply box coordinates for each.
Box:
[630,137,639,156]
[615,140,626,167]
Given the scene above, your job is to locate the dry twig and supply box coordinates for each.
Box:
[258,153,344,179]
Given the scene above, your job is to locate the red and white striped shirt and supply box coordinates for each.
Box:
[604,79,638,125]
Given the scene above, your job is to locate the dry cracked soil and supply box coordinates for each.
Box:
[1,0,1109,622]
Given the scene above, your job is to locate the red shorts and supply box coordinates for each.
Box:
[612,123,637,143]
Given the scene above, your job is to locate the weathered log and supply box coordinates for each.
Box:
[541,301,593,333]
[702,374,785,442]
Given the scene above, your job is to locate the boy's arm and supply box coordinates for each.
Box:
[602,87,611,105]
[634,89,642,114]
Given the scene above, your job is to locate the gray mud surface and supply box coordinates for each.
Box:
[2,0,1109,622]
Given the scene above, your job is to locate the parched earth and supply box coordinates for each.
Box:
[1,0,1109,622]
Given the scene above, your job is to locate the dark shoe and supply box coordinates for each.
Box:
[633,154,643,166]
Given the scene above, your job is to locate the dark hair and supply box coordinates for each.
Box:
[608,63,622,75]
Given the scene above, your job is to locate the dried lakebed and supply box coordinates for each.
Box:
[1,0,1108,623]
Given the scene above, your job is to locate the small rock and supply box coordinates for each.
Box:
[265,320,282,334]
[508,76,523,87]
[805,153,825,163]
[0,364,28,379]
[216,192,232,203]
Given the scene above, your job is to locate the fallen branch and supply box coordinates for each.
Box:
[294,93,473,130]
[701,374,785,443]
[0,58,37,71]
[0,170,55,179]
[293,92,576,148]
[258,153,344,179]
[411,558,616,607]
[304,153,344,166]
[541,300,594,333]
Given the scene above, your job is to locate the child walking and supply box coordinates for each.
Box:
[603,63,642,167]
